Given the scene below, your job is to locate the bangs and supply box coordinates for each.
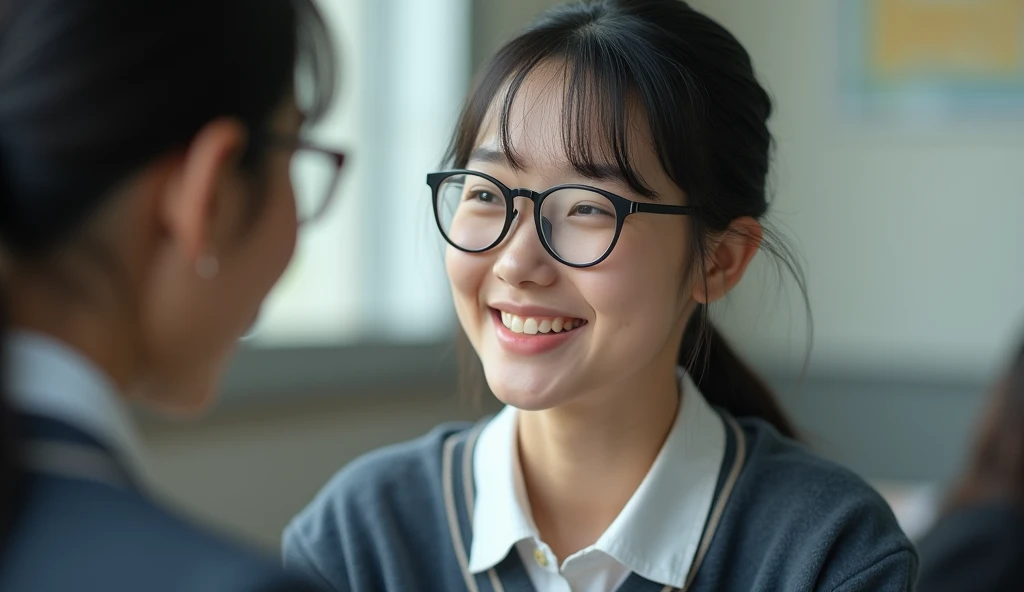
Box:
[447,15,709,201]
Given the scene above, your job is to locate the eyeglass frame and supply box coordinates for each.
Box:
[257,133,347,226]
[426,169,699,268]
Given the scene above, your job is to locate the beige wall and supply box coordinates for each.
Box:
[471,0,562,70]
[687,0,1024,376]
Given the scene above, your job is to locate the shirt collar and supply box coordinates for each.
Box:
[469,369,726,588]
[469,402,537,573]
[4,330,152,488]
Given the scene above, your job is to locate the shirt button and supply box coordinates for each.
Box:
[533,548,549,567]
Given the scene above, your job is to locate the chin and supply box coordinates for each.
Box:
[493,391,566,411]
[150,388,218,417]
[484,365,574,411]
[139,370,222,417]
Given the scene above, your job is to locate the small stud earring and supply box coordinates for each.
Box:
[196,254,220,280]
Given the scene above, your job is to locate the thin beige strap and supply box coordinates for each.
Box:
[456,424,506,592]
[443,423,490,592]
[23,441,130,489]
[668,414,748,592]
[487,569,505,592]
[442,433,480,592]
[462,423,485,513]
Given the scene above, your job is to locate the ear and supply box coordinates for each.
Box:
[159,118,249,268]
[692,216,762,305]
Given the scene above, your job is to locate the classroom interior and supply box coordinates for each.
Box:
[135,0,1024,551]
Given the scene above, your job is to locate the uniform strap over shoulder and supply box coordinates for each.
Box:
[22,440,133,490]
[442,421,489,592]
[672,413,748,592]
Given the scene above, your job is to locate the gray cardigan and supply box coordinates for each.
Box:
[284,412,917,591]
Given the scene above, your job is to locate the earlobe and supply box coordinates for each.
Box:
[158,118,249,269]
[692,217,763,305]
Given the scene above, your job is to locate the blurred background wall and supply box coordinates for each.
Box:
[140,0,1024,551]
[696,0,1024,533]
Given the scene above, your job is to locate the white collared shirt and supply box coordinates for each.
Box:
[4,330,151,487]
[470,371,726,592]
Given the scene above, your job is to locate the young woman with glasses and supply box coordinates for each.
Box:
[0,0,344,590]
[285,1,915,590]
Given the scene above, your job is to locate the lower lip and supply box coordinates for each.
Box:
[491,308,584,355]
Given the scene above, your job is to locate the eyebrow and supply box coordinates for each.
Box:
[467,146,659,199]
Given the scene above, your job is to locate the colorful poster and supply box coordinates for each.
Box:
[839,0,1024,117]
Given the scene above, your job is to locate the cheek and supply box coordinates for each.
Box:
[445,247,493,341]
[217,169,299,330]
[585,228,690,335]
[445,247,488,305]
[136,171,299,413]
[271,161,300,262]
[249,163,300,283]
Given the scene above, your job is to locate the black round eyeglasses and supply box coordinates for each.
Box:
[427,170,698,268]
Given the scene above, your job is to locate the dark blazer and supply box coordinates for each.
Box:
[0,414,321,592]
[916,500,1024,592]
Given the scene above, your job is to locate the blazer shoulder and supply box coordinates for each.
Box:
[5,472,321,592]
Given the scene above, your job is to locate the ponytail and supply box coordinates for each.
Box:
[681,307,798,440]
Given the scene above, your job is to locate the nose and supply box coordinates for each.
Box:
[492,196,558,288]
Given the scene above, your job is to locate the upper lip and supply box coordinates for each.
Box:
[489,302,581,319]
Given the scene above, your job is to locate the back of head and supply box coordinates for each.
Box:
[449,0,806,437]
[0,0,335,551]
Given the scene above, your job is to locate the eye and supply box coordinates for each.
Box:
[464,188,501,204]
[569,203,614,217]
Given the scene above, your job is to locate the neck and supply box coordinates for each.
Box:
[7,273,138,397]
[517,363,680,562]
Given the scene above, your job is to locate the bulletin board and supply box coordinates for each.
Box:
[839,0,1024,117]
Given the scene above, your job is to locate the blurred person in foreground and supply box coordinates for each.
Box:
[0,0,344,590]
[917,334,1024,591]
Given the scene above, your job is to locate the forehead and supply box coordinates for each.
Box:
[471,62,671,196]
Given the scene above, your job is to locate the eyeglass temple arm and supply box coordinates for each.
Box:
[630,202,698,215]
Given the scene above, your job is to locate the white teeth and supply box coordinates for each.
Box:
[499,312,584,335]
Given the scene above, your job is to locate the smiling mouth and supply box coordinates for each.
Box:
[494,308,588,335]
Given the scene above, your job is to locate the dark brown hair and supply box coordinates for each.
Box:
[448,0,808,438]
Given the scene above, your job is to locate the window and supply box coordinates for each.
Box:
[222,0,470,400]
